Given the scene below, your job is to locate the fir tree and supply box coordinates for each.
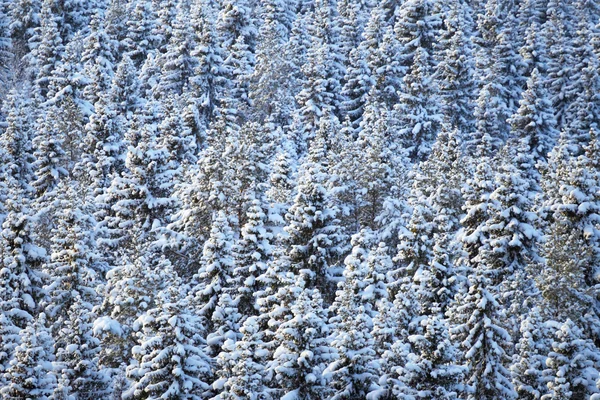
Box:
[124,289,212,400]
[1,314,56,400]
[219,316,268,399]
[509,68,558,166]
[510,306,549,400]
[283,115,345,293]
[542,319,600,399]
[271,287,335,400]
[52,295,110,400]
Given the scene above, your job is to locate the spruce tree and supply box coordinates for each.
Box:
[52,295,110,400]
[508,68,558,166]
[220,316,268,399]
[1,314,56,400]
[542,319,600,399]
[283,114,345,293]
[271,287,335,400]
[124,289,212,400]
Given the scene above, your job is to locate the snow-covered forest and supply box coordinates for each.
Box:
[0,0,599,398]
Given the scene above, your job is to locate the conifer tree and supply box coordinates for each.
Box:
[271,287,335,400]
[0,189,46,330]
[1,314,56,400]
[81,11,115,105]
[156,1,198,98]
[186,1,226,137]
[283,114,345,293]
[0,88,36,194]
[220,316,268,399]
[31,106,69,200]
[122,0,160,66]
[42,184,101,335]
[188,211,235,329]
[394,45,442,161]
[401,314,465,399]
[542,319,600,399]
[101,101,177,255]
[124,289,212,400]
[436,0,476,133]
[94,249,169,369]
[52,295,110,400]
[232,191,273,318]
[510,306,548,400]
[509,68,558,166]
[31,0,63,100]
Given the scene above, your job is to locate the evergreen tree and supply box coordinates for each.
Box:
[52,295,110,400]
[124,289,212,400]
[156,2,198,98]
[81,11,115,105]
[401,314,465,399]
[1,314,55,400]
[31,106,69,200]
[271,287,335,400]
[101,101,177,255]
[436,0,476,133]
[393,45,442,161]
[0,190,46,330]
[31,0,63,101]
[42,184,101,335]
[542,319,600,399]
[0,88,36,194]
[232,191,273,318]
[219,316,268,399]
[188,211,235,328]
[510,306,548,400]
[122,0,160,66]
[508,68,558,166]
[283,115,345,293]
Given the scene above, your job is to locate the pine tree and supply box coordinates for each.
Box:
[449,152,517,399]
[542,319,600,399]
[217,0,257,53]
[328,244,379,400]
[539,132,600,338]
[0,189,46,330]
[401,314,465,399]
[94,249,169,369]
[156,1,198,98]
[509,68,558,166]
[232,191,273,319]
[8,0,41,57]
[393,0,441,68]
[101,101,177,255]
[482,141,542,315]
[31,0,64,101]
[124,289,212,400]
[283,115,345,293]
[52,295,110,400]
[122,0,160,66]
[249,0,297,124]
[31,106,69,200]
[435,0,476,133]
[188,211,235,328]
[0,5,11,91]
[449,272,517,399]
[219,316,268,399]
[42,184,101,336]
[271,287,335,400]
[393,46,442,161]
[1,314,56,400]
[510,306,549,400]
[184,2,225,139]
[81,11,115,105]
[0,88,36,194]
